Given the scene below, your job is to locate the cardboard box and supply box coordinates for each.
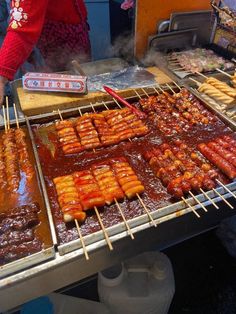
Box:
[23,72,87,93]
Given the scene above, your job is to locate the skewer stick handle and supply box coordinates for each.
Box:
[115,199,134,240]
[189,77,202,86]
[133,89,142,99]
[136,193,157,227]
[216,179,236,200]
[200,188,219,209]
[189,191,208,212]
[94,206,113,250]
[13,103,19,129]
[6,97,10,130]
[195,71,207,79]
[75,219,89,260]
[172,81,181,90]
[102,101,110,110]
[2,105,7,132]
[213,188,234,209]
[216,68,233,78]
[182,197,201,218]
[58,109,63,121]
[166,83,175,94]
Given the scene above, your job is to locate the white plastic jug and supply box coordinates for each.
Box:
[98,251,175,314]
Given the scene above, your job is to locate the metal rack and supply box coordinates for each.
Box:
[0,83,236,312]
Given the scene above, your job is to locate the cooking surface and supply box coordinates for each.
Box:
[0,125,52,265]
[32,90,234,245]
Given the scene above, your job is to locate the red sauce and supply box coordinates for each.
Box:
[32,98,234,245]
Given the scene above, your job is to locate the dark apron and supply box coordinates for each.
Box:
[37,0,91,72]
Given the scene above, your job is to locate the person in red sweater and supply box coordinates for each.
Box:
[0,0,91,105]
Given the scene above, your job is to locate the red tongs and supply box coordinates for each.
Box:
[103,85,147,119]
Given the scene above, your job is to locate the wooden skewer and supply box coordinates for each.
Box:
[133,89,142,99]
[195,71,207,79]
[90,102,96,113]
[172,81,181,91]
[136,193,157,227]
[216,68,233,79]
[2,105,7,133]
[75,220,89,260]
[189,191,208,212]
[200,188,219,209]
[6,97,10,130]
[141,88,149,97]
[157,84,165,93]
[13,103,19,129]
[212,188,234,209]
[181,197,201,218]
[94,206,113,250]
[77,107,83,118]
[189,77,202,86]
[58,109,63,121]
[152,86,160,95]
[102,101,110,110]
[113,98,122,108]
[114,199,134,239]
[216,179,236,200]
[166,83,175,94]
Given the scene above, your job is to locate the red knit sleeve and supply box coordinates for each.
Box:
[0,0,49,80]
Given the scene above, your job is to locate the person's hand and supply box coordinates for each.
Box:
[0,76,8,106]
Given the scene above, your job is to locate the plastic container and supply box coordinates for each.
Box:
[98,251,175,314]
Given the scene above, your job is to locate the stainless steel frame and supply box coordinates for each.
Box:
[0,83,236,312]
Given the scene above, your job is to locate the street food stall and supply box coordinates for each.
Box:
[0,0,236,312]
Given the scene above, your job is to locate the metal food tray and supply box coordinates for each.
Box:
[0,117,56,278]
[184,79,236,126]
[27,83,236,258]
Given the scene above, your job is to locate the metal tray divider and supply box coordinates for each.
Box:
[28,83,236,256]
[26,117,58,246]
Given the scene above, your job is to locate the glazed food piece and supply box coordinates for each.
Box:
[0,141,6,189]
[198,134,236,180]
[73,170,105,210]
[120,108,149,137]
[93,113,120,146]
[0,202,42,265]
[111,157,145,199]
[92,163,124,205]
[55,109,149,154]
[139,88,213,136]
[76,114,101,150]
[53,157,145,223]
[198,83,235,105]
[143,140,219,199]
[103,109,135,141]
[53,174,86,223]
[205,77,236,98]
[56,120,83,154]
[15,128,34,179]
[2,129,20,191]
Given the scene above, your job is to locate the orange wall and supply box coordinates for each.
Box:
[134,0,211,60]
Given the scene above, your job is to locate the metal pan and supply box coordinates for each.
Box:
[0,117,55,278]
[27,83,236,256]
